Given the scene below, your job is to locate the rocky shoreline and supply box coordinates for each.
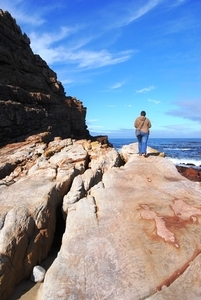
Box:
[0,137,201,299]
[0,135,121,299]
[1,9,201,300]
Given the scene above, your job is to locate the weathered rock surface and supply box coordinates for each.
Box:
[0,10,89,147]
[0,135,121,299]
[1,9,201,300]
[36,143,201,300]
[176,165,201,182]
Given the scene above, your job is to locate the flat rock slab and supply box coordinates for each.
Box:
[38,154,201,299]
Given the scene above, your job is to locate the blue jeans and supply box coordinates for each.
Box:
[137,131,149,154]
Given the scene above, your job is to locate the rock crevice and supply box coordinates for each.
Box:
[0,136,121,299]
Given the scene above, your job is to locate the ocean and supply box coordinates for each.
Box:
[109,138,201,168]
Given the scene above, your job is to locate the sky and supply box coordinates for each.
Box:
[1,0,201,139]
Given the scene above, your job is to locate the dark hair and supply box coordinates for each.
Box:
[140,111,146,116]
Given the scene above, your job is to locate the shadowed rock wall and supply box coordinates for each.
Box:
[0,10,90,146]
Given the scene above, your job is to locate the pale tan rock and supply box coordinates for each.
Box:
[0,137,118,299]
[148,253,201,300]
[1,139,201,300]
[89,146,122,172]
[37,153,201,300]
[120,142,165,162]
[62,145,121,213]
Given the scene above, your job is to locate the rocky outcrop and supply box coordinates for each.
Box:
[36,143,201,300]
[0,135,121,299]
[176,165,201,182]
[1,141,201,299]
[0,10,90,146]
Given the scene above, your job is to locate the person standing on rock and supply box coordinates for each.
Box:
[134,110,151,157]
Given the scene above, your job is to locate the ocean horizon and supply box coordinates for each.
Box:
[109,137,201,168]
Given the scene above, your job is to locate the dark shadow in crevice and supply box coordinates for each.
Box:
[50,204,66,254]
[9,204,66,300]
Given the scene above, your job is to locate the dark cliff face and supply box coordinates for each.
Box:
[0,10,90,146]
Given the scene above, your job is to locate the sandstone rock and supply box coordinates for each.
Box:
[120,142,165,162]
[0,10,90,146]
[176,165,201,182]
[62,143,121,212]
[37,145,201,300]
[0,137,120,299]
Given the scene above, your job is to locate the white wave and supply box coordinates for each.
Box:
[165,148,191,151]
[168,157,201,167]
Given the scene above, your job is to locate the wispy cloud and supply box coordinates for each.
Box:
[86,119,103,132]
[125,0,162,25]
[136,85,157,93]
[110,82,123,89]
[61,79,75,85]
[88,125,104,132]
[1,0,46,26]
[1,1,147,70]
[166,100,201,123]
[164,16,198,36]
[30,27,77,51]
[124,104,133,107]
[87,119,99,123]
[107,0,163,29]
[73,50,133,69]
[166,0,187,9]
[29,27,133,68]
[148,98,161,104]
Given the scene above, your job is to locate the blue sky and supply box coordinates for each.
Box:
[1,0,201,138]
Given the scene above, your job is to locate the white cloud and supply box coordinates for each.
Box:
[110,82,123,89]
[1,0,46,26]
[87,119,99,123]
[107,0,163,29]
[148,98,161,104]
[29,27,133,68]
[126,0,162,24]
[61,79,74,84]
[87,119,103,132]
[167,0,187,8]
[135,85,157,93]
[72,50,133,69]
[30,26,77,52]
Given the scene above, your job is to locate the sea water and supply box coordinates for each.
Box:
[109,138,201,168]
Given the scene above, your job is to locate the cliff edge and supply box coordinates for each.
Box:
[0,10,90,147]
